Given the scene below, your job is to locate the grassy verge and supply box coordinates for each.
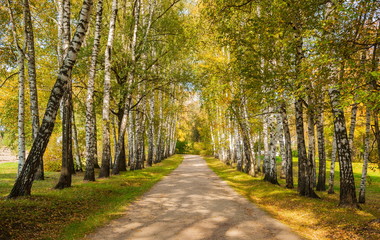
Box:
[0,155,183,240]
[204,156,380,240]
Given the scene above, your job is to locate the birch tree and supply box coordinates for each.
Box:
[84,0,103,181]
[6,0,26,177]
[55,0,74,189]
[358,108,370,203]
[8,0,94,198]
[329,87,358,207]
[23,0,42,180]
[99,0,118,178]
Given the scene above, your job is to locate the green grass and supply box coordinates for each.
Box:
[0,155,183,240]
[204,156,380,240]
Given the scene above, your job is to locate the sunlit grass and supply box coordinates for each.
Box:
[204,156,380,240]
[0,155,183,240]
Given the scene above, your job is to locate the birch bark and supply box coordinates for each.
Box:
[55,0,74,189]
[263,114,269,174]
[329,87,358,207]
[276,112,286,179]
[7,0,26,177]
[307,102,316,187]
[72,113,82,172]
[99,0,118,178]
[295,99,318,198]
[316,111,326,191]
[84,0,103,181]
[328,130,337,194]
[9,0,94,198]
[264,111,278,184]
[280,102,293,188]
[358,108,370,203]
[23,0,43,180]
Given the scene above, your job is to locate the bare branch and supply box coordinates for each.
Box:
[0,72,18,88]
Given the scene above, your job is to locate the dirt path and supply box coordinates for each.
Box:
[86,155,302,240]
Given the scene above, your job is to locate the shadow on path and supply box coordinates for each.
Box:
[86,155,302,240]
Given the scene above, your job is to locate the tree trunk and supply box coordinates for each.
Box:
[358,108,370,203]
[328,87,358,207]
[128,108,135,166]
[263,113,269,174]
[348,103,358,160]
[256,131,262,173]
[17,47,26,178]
[56,0,74,189]
[307,101,316,187]
[280,102,293,188]
[264,111,279,185]
[133,110,144,170]
[7,0,26,177]
[23,0,43,180]
[112,106,128,174]
[84,0,103,181]
[243,99,256,176]
[328,131,337,194]
[155,91,163,163]
[276,113,286,179]
[112,103,129,175]
[147,94,155,166]
[72,113,82,172]
[295,99,319,198]
[99,0,118,178]
[55,69,73,189]
[236,129,243,172]
[316,111,326,191]
[8,0,93,198]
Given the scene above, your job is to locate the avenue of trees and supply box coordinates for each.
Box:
[0,0,379,210]
[1,0,191,198]
[195,0,379,208]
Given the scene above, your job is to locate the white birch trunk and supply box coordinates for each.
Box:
[263,113,269,174]
[7,0,26,176]
[307,104,316,187]
[72,113,82,172]
[84,0,103,181]
[23,0,42,180]
[9,0,94,198]
[100,0,118,178]
[328,130,337,194]
[276,113,286,179]
[358,108,370,203]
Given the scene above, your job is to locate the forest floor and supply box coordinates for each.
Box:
[86,155,301,240]
[0,155,183,240]
[205,157,380,240]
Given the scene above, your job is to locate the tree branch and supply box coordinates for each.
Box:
[151,0,181,25]
[0,72,18,88]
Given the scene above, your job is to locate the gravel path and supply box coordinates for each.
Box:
[86,155,302,240]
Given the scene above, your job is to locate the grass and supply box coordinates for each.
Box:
[0,155,183,240]
[204,156,380,240]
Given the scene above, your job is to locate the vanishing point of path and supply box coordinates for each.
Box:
[87,155,302,240]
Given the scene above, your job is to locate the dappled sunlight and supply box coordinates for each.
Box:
[205,157,380,240]
[87,155,301,240]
